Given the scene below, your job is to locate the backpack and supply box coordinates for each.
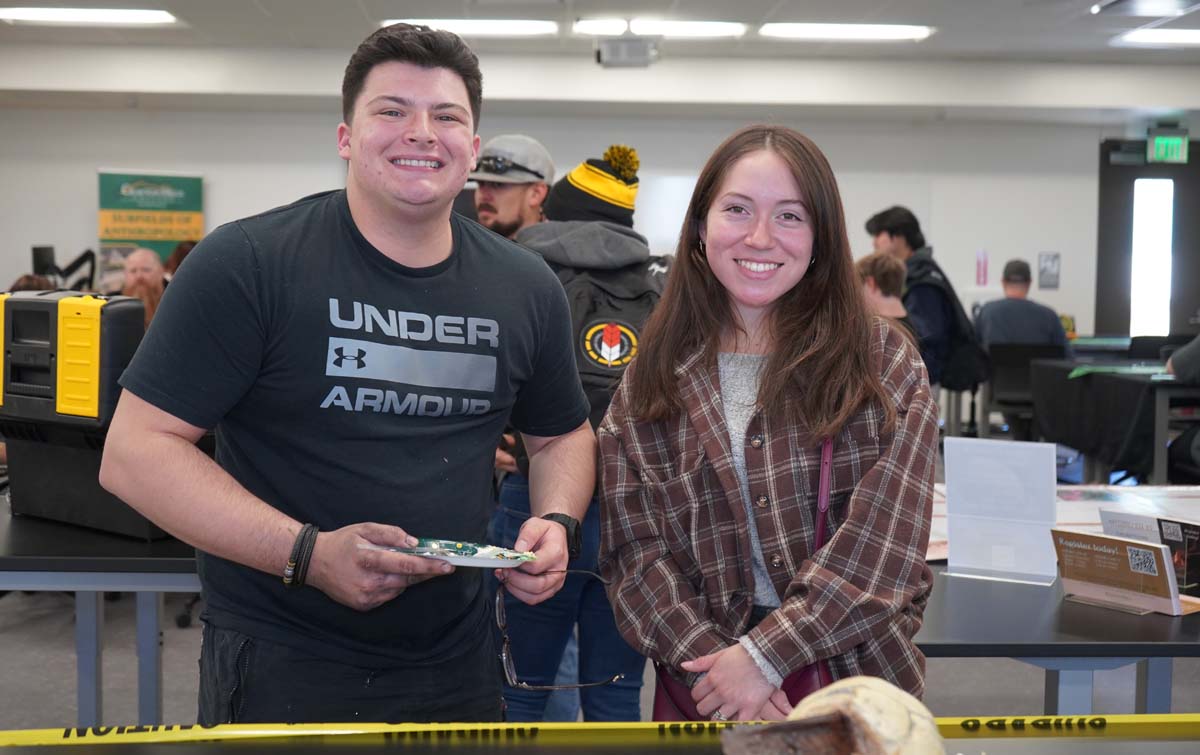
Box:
[905,253,991,391]
[551,256,667,429]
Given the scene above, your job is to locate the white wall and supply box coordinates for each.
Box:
[0,107,1117,333]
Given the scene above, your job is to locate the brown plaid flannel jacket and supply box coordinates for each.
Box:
[598,319,937,697]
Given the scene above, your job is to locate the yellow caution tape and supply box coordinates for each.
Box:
[939,714,1200,739]
[0,722,725,748]
[1,716,1198,747]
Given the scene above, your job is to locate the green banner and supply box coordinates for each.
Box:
[98,171,203,290]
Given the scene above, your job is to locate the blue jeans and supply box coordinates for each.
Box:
[545,634,579,722]
[488,474,646,721]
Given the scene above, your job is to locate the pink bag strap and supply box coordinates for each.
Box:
[814,436,833,551]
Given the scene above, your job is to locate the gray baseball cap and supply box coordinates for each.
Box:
[470,134,555,185]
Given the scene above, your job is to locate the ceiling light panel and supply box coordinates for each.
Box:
[0,7,177,25]
[758,23,935,42]
[385,19,559,37]
[1118,28,1200,45]
[628,19,747,38]
[573,18,628,36]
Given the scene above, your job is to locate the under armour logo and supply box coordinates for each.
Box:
[332,347,367,369]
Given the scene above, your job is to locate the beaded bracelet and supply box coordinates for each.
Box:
[283,523,318,588]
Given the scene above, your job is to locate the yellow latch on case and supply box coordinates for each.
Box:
[56,295,107,418]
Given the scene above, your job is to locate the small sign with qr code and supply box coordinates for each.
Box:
[1127,547,1159,577]
[1157,518,1200,597]
[1050,528,1200,616]
[1161,521,1184,542]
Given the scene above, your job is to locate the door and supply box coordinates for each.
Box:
[1095,139,1200,336]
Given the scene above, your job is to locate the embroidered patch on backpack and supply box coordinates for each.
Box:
[582,320,639,370]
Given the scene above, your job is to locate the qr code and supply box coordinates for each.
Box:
[1128,547,1159,577]
[1161,522,1183,542]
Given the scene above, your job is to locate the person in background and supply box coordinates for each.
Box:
[164,240,197,280]
[8,274,54,292]
[99,23,594,725]
[855,252,915,338]
[600,125,936,722]
[1166,334,1200,482]
[1167,334,1200,383]
[494,144,655,721]
[121,248,166,329]
[471,134,555,479]
[865,207,951,393]
[471,133,581,721]
[974,259,1068,350]
[472,134,554,240]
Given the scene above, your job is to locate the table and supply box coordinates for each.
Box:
[1030,360,1200,483]
[925,483,1200,715]
[0,503,198,728]
[1070,336,1131,357]
[916,564,1200,716]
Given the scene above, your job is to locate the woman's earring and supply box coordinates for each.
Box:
[698,239,706,254]
[809,256,816,267]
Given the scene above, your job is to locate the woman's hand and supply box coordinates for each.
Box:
[756,688,793,721]
[682,644,776,721]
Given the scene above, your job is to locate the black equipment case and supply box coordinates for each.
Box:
[0,291,165,539]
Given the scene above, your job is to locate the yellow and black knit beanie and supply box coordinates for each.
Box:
[543,144,639,227]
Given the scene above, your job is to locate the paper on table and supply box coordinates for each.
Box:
[928,483,1200,562]
[944,437,1058,584]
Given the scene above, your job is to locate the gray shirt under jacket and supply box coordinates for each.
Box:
[717,352,779,609]
[717,351,786,686]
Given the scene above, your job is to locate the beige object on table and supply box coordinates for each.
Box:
[721,675,944,755]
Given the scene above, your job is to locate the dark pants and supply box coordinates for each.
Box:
[488,474,646,721]
[198,622,503,724]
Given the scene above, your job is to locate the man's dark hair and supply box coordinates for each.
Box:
[865,205,926,251]
[342,23,483,131]
[1002,258,1032,284]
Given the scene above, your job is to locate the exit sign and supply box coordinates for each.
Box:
[1147,134,1189,164]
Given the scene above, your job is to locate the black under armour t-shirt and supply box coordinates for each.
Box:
[120,190,589,666]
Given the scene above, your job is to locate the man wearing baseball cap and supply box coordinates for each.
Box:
[975,258,1069,439]
[472,134,554,240]
[975,259,1068,350]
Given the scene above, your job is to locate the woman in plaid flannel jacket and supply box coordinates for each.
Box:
[598,125,938,722]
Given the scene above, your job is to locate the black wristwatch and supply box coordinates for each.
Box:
[540,513,582,560]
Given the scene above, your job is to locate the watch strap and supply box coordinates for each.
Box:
[540,513,581,559]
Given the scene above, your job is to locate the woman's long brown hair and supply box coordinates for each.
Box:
[626,124,894,439]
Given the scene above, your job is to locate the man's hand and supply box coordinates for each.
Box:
[494,433,519,474]
[682,644,777,721]
[305,522,454,612]
[496,516,568,605]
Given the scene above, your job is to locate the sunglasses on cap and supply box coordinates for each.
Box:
[476,155,544,180]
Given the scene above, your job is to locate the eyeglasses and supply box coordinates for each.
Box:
[477,155,545,180]
[495,569,625,691]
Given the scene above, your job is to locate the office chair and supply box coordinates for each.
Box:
[979,343,1066,440]
[1128,334,1193,361]
[31,246,97,291]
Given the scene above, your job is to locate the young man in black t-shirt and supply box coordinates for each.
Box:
[100,24,594,724]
